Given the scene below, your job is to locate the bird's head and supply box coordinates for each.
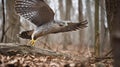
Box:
[18,30,34,39]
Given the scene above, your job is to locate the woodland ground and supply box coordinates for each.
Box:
[0,44,113,67]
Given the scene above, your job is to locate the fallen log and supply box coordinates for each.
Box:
[0,43,70,58]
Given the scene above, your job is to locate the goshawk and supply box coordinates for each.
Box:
[15,0,87,46]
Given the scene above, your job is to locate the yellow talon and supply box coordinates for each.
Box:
[28,39,36,46]
[28,31,36,46]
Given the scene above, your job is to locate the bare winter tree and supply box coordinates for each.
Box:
[85,0,94,46]
[100,0,107,56]
[78,0,85,47]
[106,0,120,67]
[62,0,72,50]
[94,0,100,57]
[4,0,20,43]
[1,0,5,42]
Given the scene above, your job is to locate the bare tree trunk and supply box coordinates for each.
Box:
[85,0,94,46]
[59,0,65,20]
[100,0,106,56]
[78,0,85,47]
[94,0,100,57]
[106,0,120,67]
[65,0,72,21]
[1,0,6,42]
[62,0,72,50]
[59,0,66,50]
[4,0,20,43]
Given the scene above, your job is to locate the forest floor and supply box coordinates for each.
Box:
[0,43,113,67]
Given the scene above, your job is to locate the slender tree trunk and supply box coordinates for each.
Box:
[4,0,20,43]
[94,0,100,57]
[63,0,72,50]
[59,0,65,20]
[100,0,105,56]
[1,0,6,42]
[65,0,72,21]
[106,0,120,67]
[85,0,94,46]
[78,0,85,47]
[59,0,66,49]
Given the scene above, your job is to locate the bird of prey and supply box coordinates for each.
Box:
[15,0,87,46]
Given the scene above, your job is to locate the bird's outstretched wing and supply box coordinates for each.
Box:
[18,20,87,39]
[15,0,54,26]
[52,20,88,33]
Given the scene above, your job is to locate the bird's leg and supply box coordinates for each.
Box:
[29,32,36,46]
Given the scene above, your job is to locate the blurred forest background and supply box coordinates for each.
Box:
[0,0,110,56]
[1,0,120,67]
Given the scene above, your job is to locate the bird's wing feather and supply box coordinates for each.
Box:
[15,0,54,26]
[52,20,88,33]
[18,20,87,39]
